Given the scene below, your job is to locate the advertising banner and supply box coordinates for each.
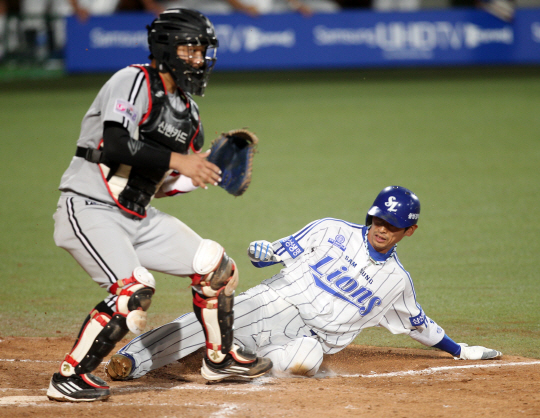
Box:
[65,9,540,73]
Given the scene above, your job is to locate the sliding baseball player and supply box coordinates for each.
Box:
[106,186,502,380]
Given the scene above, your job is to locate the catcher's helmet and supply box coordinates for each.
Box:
[366,186,420,229]
[147,8,218,96]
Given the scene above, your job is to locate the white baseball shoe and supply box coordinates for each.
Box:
[456,343,503,360]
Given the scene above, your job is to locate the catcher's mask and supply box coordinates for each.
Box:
[366,186,420,229]
[147,8,218,96]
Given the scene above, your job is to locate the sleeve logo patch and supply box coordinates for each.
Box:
[280,236,304,259]
[114,99,137,123]
[409,310,426,327]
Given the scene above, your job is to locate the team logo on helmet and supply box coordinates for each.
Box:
[384,196,399,212]
[366,186,421,229]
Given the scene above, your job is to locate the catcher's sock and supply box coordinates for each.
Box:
[47,372,110,402]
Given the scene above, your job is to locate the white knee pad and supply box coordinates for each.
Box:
[265,337,323,377]
[191,240,238,298]
[193,239,224,275]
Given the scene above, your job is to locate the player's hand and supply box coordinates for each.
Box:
[240,5,260,17]
[169,151,221,190]
[247,241,281,262]
[456,343,502,360]
[73,6,91,22]
[288,0,313,17]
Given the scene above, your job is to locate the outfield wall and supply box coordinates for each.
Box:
[65,8,540,73]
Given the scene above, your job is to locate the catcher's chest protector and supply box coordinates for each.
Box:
[102,65,204,218]
[136,65,203,154]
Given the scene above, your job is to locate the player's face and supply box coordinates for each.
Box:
[367,216,417,254]
[177,45,206,69]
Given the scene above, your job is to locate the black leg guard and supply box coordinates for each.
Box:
[192,290,234,355]
[192,288,235,363]
[60,311,129,377]
[69,301,114,351]
[59,268,156,377]
[217,291,234,354]
[191,243,239,363]
[74,314,129,375]
[209,254,236,291]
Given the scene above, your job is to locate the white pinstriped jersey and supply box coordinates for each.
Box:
[262,218,444,354]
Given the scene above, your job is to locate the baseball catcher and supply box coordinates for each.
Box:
[47,8,271,403]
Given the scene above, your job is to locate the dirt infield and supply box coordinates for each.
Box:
[1,337,539,417]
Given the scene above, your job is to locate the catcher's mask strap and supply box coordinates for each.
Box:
[76,146,103,164]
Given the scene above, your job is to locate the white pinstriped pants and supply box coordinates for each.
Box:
[118,284,324,377]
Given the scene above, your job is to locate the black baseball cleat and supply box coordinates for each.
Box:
[201,345,273,381]
[105,353,135,381]
[47,372,110,402]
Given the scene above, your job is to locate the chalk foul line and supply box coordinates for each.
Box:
[0,362,538,406]
[0,359,57,363]
[342,360,540,378]
[1,358,539,377]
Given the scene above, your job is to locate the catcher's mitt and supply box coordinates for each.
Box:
[207,129,258,196]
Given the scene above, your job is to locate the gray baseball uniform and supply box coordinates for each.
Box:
[47,9,274,403]
[55,66,202,291]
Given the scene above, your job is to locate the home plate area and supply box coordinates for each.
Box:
[1,337,539,417]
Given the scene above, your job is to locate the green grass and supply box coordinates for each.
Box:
[1,66,539,359]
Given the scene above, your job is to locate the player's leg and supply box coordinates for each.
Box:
[106,312,205,380]
[258,337,323,377]
[20,0,48,61]
[190,241,272,380]
[232,284,323,376]
[105,281,268,380]
[105,281,270,380]
[106,282,321,380]
[135,208,272,381]
[47,195,156,402]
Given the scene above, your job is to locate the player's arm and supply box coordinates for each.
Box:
[225,0,260,16]
[101,122,221,189]
[68,0,90,22]
[246,220,318,267]
[155,173,198,198]
[101,121,170,169]
[247,219,332,268]
[286,0,313,16]
[409,314,503,360]
[169,150,221,189]
[381,286,502,360]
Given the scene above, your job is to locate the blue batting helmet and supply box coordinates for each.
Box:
[365,186,420,229]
